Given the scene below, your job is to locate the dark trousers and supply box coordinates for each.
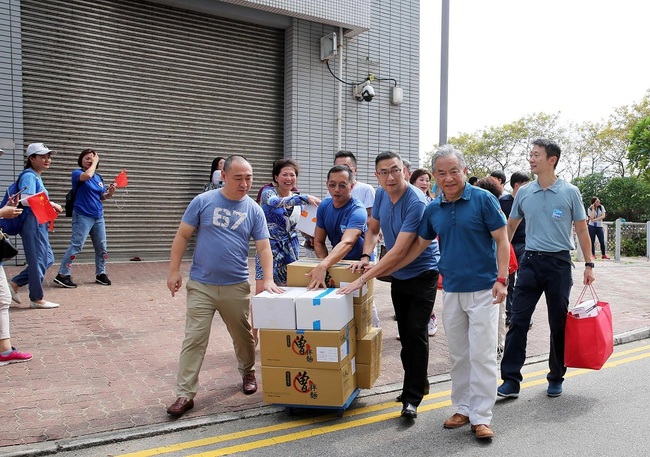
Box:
[506,242,526,320]
[588,224,606,256]
[500,253,573,387]
[391,269,438,407]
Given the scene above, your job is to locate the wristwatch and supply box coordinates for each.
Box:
[585,262,595,268]
[360,253,371,260]
[496,277,508,286]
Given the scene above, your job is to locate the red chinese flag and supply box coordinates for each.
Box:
[115,169,128,188]
[26,192,59,225]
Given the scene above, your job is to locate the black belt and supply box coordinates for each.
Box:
[525,250,572,265]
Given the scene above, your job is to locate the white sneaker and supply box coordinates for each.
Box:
[30,301,60,309]
[428,316,438,337]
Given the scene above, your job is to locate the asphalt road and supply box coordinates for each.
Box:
[39,338,650,457]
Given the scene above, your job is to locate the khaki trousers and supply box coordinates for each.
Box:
[175,279,254,399]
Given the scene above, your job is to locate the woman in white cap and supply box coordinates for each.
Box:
[9,143,63,309]
[0,147,32,364]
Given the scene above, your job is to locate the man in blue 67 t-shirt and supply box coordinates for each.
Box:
[165,155,282,418]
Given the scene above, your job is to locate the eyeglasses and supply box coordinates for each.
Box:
[376,167,403,178]
[327,183,351,190]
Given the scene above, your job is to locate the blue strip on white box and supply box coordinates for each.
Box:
[295,287,354,331]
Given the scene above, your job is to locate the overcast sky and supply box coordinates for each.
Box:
[419,0,650,159]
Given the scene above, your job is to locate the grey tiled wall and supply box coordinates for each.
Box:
[285,0,419,197]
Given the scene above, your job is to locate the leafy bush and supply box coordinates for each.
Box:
[620,231,648,257]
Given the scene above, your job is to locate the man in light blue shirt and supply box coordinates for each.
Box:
[166,155,282,417]
[498,138,595,400]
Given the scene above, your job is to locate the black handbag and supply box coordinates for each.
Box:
[0,228,18,261]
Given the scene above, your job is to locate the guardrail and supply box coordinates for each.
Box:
[576,220,649,261]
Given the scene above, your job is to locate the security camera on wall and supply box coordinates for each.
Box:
[361,85,375,102]
[353,80,375,102]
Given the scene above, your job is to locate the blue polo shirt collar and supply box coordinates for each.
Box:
[441,183,471,203]
[531,178,560,194]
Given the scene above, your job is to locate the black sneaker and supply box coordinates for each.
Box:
[54,274,77,289]
[95,274,111,286]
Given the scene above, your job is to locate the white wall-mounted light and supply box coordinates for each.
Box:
[390,86,403,105]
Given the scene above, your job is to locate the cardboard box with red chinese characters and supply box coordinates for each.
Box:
[261,358,357,407]
[287,259,373,305]
[259,320,356,370]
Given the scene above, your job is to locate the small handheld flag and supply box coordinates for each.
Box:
[115,169,128,188]
[26,192,58,225]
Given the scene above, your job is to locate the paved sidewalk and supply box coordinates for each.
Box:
[1,257,649,452]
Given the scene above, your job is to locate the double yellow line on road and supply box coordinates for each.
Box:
[120,344,650,457]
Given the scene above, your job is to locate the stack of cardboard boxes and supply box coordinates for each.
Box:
[253,259,382,408]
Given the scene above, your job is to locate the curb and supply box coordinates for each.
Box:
[2,328,649,457]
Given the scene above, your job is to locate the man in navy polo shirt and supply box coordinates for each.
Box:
[387,145,509,440]
[339,151,440,421]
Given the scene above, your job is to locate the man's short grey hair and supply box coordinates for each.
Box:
[431,145,467,170]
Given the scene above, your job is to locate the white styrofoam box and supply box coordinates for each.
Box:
[569,299,599,319]
[252,287,307,329]
[296,203,318,237]
[295,288,354,331]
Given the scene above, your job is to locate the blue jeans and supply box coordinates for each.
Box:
[588,224,606,256]
[391,269,438,407]
[506,241,526,319]
[500,252,573,387]
[58,212,107,276]
[12,211,54,302]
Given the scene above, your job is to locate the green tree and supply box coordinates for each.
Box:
[422,91,650,185]
[429,112,568,179]
[601,90,650,177]
[601,177,650,221]
[627,116,650,181]
[572,173,609,209]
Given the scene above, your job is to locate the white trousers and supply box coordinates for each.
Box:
[497,300,506,348]
[442,289,499,425]
[1,267,12,340]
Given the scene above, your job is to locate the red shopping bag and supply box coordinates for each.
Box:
[564,285,613,370]
[508,243,518,275]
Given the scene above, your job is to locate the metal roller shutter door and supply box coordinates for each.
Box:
[19,0,284,262]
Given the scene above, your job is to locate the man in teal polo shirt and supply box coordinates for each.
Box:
[384,145,509,440]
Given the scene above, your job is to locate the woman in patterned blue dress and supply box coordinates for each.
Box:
[254,159,320,294]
